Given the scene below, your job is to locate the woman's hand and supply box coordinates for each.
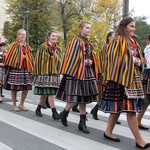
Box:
[22,55,26,60]
[85,59,92,66]
[131,50,135,55]
[0,63,4,66]
[134,57,141,67]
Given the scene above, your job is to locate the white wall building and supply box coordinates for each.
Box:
[0,0,9,42]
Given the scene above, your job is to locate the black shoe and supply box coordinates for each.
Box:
[103,133,120,142]
[116,121,121,124]
[85,116,88,121]
[136,143,150,149]
[52,108,60,120]
[60,109,69,126]
[1,95,4,97]
[78,122,90,134]
[138,125,149,130]
[42,102,47,109]
[0,100,3,103]
[90,104,99,120]
[36,109,43,117]
[72,104,79,113]
[52,112,61,120]
[78,115,90,134]
[35,105,43,117]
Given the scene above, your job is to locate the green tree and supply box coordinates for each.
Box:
[3,0,55,53]
[58,0,122,52]
[3,0,122,54]
[134,16,150,51]
[55,0,93,47]
[90,0,122,53]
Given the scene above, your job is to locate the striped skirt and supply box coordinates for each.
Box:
[56,67,98,103]
[142,69,150,104]
[99,76,144,113]
[0,67,6,87]
[33,75,61,95]
[4,67,33,91]
[97,74,107,100]
[142,80,150,104]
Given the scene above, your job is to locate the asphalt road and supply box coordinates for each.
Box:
[0,89,150,150]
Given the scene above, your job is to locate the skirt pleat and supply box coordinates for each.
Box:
[99,80,143,113]
[142,80,150,104]
[0,67,5,86]
[4,67,32,91]
[56,67,98,103]
[33,75,60,95]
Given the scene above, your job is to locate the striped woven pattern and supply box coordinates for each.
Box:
[34,43,62,75]
[60,37,97,80]
[56,36,98,103]
[0,67,5,85]
[97,44,107,75]
[125,75,144,99]
[99,81,142,113]
[4,41,34,73]
[65,67,98,96]
[104,35,144,87]
[97,44,107,99]
[33,43,62,95]
[33,75,61,88]
[34,87,57,95]
[56,72,98,103]
[0,52,6,85]
[4,67,32,91]
[142,80,150,104]
[142,68,150,104]
[99,36,144,113]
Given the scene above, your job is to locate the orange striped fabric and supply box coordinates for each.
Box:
[60,36,97,80]
[34,43,62,75]
[104,35,144,87]
[97,44,107,75]
[4,41,34,73]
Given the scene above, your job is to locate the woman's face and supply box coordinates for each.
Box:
[1,45,7,52]
[108,33,115,43]
[126,21,135,37]
[80,23,91,39]
[48,32,57,45]
[18,30,26,41]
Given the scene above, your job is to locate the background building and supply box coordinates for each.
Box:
[0,0,9,42]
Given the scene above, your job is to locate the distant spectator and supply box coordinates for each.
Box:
[146,34,150,46]
[0,42,8,102]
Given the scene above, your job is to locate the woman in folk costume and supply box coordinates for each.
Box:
[92,31,121,125]
[56,21,98,134]
[99,17,150,149]
[137,37,150,130]
[0,42,8,103]
[4,29,34,111]
[34,30,62,120]
[92,31,121,123]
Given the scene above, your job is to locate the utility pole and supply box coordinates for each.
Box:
[23,7,29,44]
[123,0,129,18]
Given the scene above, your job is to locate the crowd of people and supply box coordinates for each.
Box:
[0,16,150,149]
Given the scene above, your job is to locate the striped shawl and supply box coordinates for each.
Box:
[104,35,144,87]
[5,41,34,73]
[60,36,97,80]
[97,44,107,74]
[34,43,62,75]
